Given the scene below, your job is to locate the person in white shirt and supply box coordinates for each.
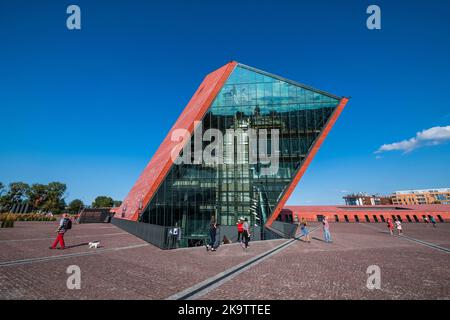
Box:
[395,220,403,235]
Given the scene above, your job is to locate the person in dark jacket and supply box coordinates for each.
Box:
[430,216,437,227]
[242,218,250,249]
[49,214,70,250]
[206,222,218,252]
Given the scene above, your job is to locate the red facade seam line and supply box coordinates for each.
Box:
[117,61,238,221]
[131,62,237,221]
[265,97,349,227]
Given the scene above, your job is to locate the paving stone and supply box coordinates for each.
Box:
[1,221,449,300]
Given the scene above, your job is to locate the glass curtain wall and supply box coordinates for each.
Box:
[139,65,340,247]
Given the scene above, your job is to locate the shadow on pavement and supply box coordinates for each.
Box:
[65,242,90,249]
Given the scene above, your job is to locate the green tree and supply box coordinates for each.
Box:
[0,182,30,211]
[26,183,49,209]
[40,182,67,214]
[68,199,84,214]
[92,196,114,208]
[113,200,122,207]
[8,182,30,202]
[0,182,6,211]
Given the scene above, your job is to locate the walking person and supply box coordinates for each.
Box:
[322,216,332,243]
[49,213,71,250]
[206,221,218,252]
[236,218,244,242]
[430,216,437,228]
[242,218,250,249]
[387,218,394,236]
[299,217,311,243]
[395,219,403,235]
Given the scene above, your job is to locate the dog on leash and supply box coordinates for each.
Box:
[88,241,100,249]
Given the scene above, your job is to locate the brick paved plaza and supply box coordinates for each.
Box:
[1,221,449,300]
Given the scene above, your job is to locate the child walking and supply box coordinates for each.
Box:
[395,219,403,235]
[299,217,311,243]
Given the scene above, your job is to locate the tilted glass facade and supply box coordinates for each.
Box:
[139,64,340,247]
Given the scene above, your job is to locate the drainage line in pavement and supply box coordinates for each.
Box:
[0,243,149,267]
[359,223,450,254]
[0,232,128,243]
[398,234,450,254]
[167,226,320,300]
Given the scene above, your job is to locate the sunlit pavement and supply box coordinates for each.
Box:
[0,221,449,299]
[203,223,450,300]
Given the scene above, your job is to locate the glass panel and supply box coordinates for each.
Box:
[139,65,340,247]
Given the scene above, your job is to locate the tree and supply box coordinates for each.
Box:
[92,196,114,208]
[7,182,30,203]
[40,182,67,214]
[26,183,49,208]
[0,181,68,213]
[0,182,30,210]
[68,199,84,214]
[113,200,122,208]
[0,182,6,211]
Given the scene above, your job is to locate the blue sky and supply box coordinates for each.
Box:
[0,0,449,205]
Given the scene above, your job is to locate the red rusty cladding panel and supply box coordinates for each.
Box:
[265,97,349,227]
[116,61,238,221]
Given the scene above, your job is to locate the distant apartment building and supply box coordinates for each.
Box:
[343,193,392,206]
[391,188,450,205]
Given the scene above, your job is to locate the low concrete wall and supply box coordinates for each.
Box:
[271,220,298,238]
[112,218,283,249]
[217,225,262,243]
[112,218,178,249]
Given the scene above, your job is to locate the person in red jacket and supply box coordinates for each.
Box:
[236,218,244,242]
[387,218,394,236]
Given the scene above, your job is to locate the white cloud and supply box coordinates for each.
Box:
[376,126,450,153]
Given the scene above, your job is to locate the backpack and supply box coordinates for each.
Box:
[63,218,72,230]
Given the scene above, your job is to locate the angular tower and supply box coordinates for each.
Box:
[112,61,348,248]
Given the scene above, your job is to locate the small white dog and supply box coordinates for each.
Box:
[88,241,100,249]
